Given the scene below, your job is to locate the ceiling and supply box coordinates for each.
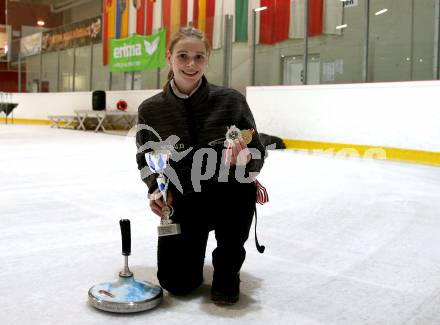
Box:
[10,0,91,6]
[9,0,97,13]
[10,0,74,4]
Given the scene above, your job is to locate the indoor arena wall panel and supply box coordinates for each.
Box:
[5,89,161,121]
[247,80,440,153]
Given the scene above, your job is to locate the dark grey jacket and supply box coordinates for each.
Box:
[136,76,266,196]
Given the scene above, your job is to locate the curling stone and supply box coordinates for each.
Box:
[88,219,163,313]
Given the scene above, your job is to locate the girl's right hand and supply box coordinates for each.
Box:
[149,188,174,217]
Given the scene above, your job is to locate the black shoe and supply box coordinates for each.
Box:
[211,272,240,305]
[211,290,239,305]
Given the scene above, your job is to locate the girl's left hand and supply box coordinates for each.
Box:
[224,136,251,166]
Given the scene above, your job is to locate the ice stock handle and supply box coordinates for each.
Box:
[119,219,131,256]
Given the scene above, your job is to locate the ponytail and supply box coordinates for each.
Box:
[163,70,174,93]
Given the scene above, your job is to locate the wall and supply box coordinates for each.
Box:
[5,80,440,166]
[7,79,440,154]
[0,0,5,25]
[246,80,440,153]
[6,1,63,36]
[7,89,161,120]
[63,1,102,25]
[252,0,437,88]
[17,0,439,95]
[1,1,63,92]
[0,69,25,92]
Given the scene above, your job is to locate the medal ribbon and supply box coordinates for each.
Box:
[254,179,268,254]
[255,179,269,205]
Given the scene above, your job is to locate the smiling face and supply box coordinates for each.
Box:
[167,37,209,95]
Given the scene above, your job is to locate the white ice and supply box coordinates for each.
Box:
[1,125,440,325]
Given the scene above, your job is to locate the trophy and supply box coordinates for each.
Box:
[146,150,181,237]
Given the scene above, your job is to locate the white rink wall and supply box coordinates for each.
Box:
[5,81,440,153]
[247,80,440,152]
[7,89,161,120]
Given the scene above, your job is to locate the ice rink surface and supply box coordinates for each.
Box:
[1,125,440,325]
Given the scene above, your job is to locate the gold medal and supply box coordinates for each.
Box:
[226,125,255,145]
[241,129,254,145]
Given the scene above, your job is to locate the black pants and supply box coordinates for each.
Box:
[157,181,256,296]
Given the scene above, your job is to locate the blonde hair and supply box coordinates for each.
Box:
[163,27,211,92]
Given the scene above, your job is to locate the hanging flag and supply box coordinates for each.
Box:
[289,0,302,39]
[171,0,182,37]
[259,0,290,44]
[235,0,248,41]
[145,0,153,34]
[115,0,129,38]
[198,0,207,31]
[135,0,146,35]
[323,0,343,35]
[128,0,137,35]
[162,0,172,42]
[103,0,116,65]
[162,0,190,44]
[187,0,194,25]
[222,0,235,42]
[181,0,188,27]
[258,0,272,44]
[289,0,324,39]
[222,0,260,45]
[204,0,216,47]
[116,0,122,38]
[185,0,221,49]
[110,29,166,72]
[212,0,223,49]
[193,0,200,28]
[145,0,162,35]
[309,0,323,35]
[191,0,215,46]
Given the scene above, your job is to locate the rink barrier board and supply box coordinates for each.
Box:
[283,139,440,167]
[1,118,439,167]
[0,118,51,125]
[0,117,134,130]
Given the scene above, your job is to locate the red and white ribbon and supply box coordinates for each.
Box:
[255,179,269,205]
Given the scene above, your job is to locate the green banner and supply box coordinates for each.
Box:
[109,29,166,72]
